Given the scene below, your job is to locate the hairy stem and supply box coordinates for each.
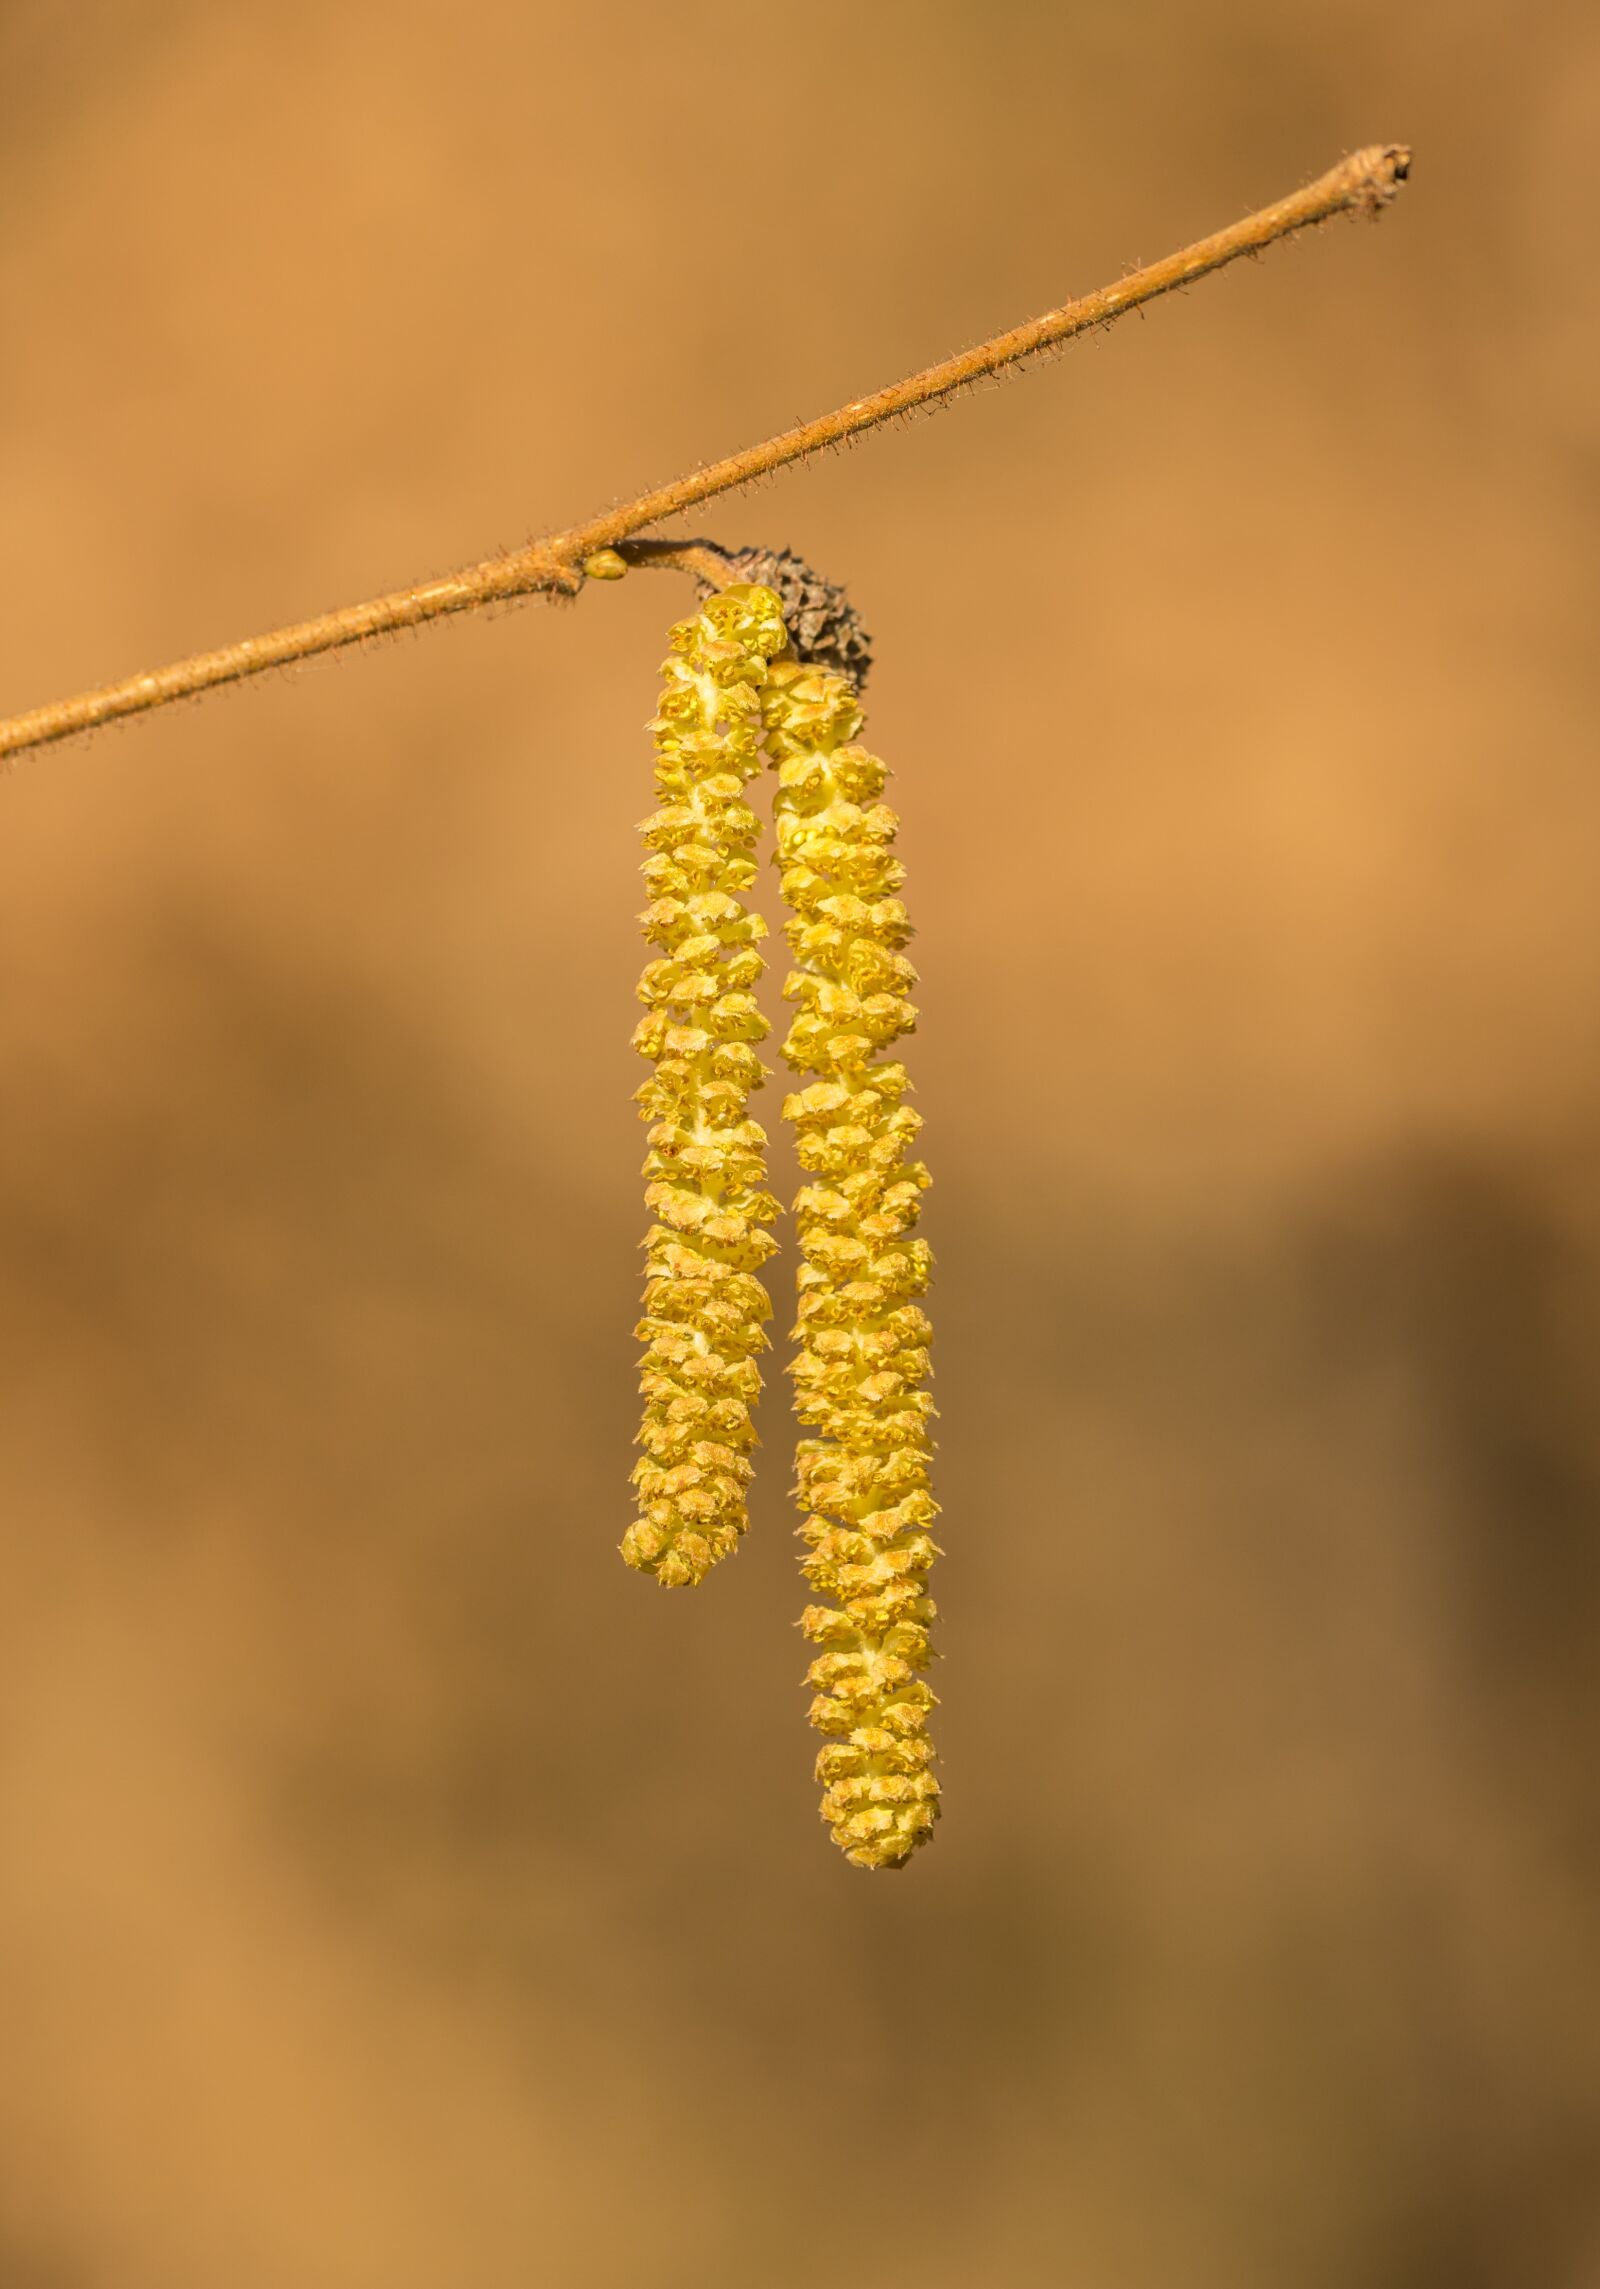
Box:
[0,144,1409,766]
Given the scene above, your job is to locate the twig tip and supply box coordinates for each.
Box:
[1350,142,1413,213]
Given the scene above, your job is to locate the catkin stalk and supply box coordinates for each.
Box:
[623,586,790,1587]
[763,659,941,1867]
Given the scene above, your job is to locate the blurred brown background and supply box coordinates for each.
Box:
[0,2,1596,2283]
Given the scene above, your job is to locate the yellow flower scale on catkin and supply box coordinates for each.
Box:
[762,656,941,1869]
[623,585,790,1589]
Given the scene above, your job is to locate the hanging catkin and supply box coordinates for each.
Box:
[623,584,790,1588]
[762,657,941,1867]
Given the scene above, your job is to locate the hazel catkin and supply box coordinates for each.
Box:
[623,584,790,1588]
[762,655,940,1868]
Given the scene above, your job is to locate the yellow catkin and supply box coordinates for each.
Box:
[762,657,940,1868]
[623,585,791,1588]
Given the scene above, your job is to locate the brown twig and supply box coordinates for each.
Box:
[610,540,740,588]
[0,144,1409,767]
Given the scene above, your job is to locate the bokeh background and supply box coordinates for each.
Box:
[1,3,1596,2283]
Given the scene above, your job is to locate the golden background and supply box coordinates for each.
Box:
[1,2,1597,2281]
